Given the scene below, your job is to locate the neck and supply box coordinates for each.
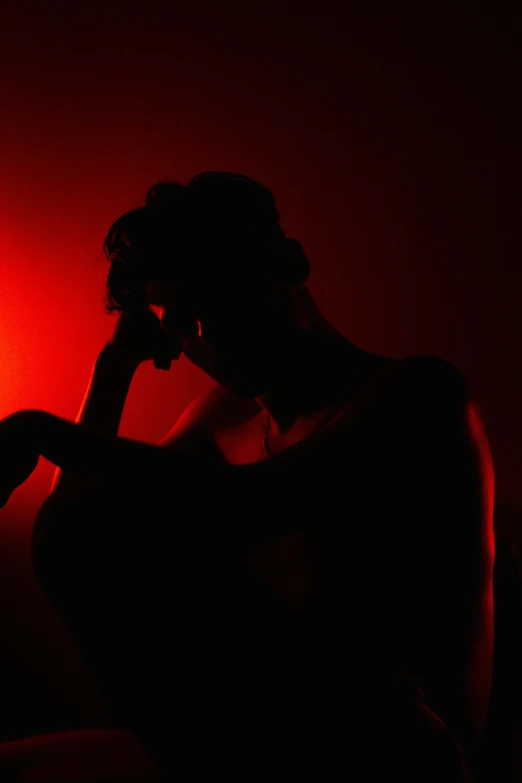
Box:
[254,321,363,435]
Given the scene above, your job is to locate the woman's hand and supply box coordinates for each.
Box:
[108,307,182,371]
[0,411,40,509]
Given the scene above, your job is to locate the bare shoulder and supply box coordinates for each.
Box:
[323,352,470,439]
[387,354,473,427]
[386,354,490,465]
[398,354,493,494]
[157,382,258,448]
[399,353,470,398]
[324,352,479,466]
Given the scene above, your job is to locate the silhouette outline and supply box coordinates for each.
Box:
[0,171,494,781]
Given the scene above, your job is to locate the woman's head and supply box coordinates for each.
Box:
[103,171,312,395]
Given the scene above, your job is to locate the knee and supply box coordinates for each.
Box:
[31,484,108,593]
[32,493,66,575]
[31,480,144,596]
[31,491,80,596]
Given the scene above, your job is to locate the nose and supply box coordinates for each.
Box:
[159,309,172,331]
[159,307,202,340]
[150,305,177,336]
[155,305,174,331]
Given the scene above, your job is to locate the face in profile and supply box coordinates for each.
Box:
[145,270,289,397]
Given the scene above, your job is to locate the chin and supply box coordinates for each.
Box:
[223,381,261,398]
[204,357,265,398]
[218,374,265,398]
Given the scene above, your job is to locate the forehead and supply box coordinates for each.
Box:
[144,266,270,312]
[144,273,232,304]
[144,276,212,312]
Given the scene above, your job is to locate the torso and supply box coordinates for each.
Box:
[190,350,487,768]
[194,348,416,740]
[202,349,403,628]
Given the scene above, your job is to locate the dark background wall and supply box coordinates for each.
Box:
[0,1,518,742]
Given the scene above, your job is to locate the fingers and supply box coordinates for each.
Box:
[153,356,172,371]
[153,329,182,370]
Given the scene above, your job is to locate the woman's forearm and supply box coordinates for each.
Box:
[75,344,139,435]
[29,410,190,489]
[50,344,139,493]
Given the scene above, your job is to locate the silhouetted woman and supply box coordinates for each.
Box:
[0,172,493,780]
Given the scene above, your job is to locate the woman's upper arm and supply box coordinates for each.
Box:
[393,357,495,759]
[407,356,495,577]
